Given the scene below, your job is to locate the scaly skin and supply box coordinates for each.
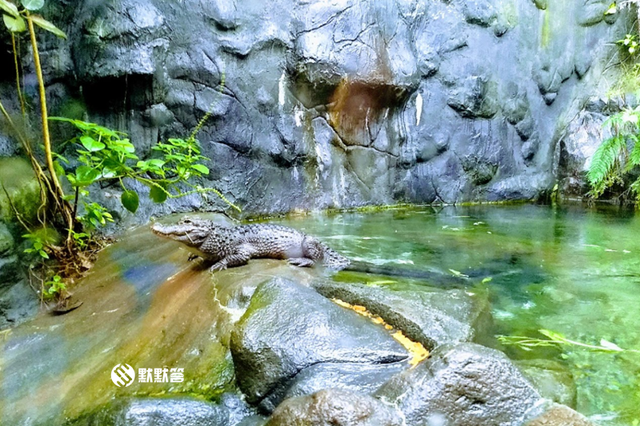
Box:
[151,217,350,271]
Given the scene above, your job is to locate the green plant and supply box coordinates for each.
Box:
[618,33,639,56]
[52,118,240,217]
[587,107,640,199]
[22,231,50,259]
[43,274,65,298]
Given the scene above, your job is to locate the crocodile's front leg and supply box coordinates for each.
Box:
[210,250,251,272]
[288,257,315,267]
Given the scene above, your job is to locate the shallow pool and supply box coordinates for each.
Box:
[275,204,640,426]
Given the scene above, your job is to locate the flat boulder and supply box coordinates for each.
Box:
[375,343,541,426]
[313,280,494,350]
[265,389,403,426]
[230,278,408,405]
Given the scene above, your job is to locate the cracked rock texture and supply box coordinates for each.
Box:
[0,0,628,222]
[229,278,408,408]
[375,342,542,426]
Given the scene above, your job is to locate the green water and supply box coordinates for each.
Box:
[275,204,640,426]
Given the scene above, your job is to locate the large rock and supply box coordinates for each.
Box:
[265,389,403,426]
[230,278,408,405]
[0,222,38,330]
[0,223,18,284]
[260,362,407,413]
[313,280,494,350]
[0,280,39,330]
[375,343,541,426]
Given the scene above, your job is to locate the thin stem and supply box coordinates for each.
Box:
[11,33,26,117]
[72,186,79,221]
[27,15,62,199]
[26,14,75,240]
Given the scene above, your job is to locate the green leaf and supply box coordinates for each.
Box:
[29,15,67,39]
[605,2,616,15]
[0,0,19,18]
[149,184,168,203]
[101,167,116,179]
[147,159,165,168]
[538,329,565,341]
[39,250,49,259]
[75,165,100,186]
[80,135,105,152]
[53,160,65,178]
[191,164,209,174]
[3,14,25,32]
[21,0,43,10]
[121,190,139,213]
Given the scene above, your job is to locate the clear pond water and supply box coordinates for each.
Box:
[276,204,640,425]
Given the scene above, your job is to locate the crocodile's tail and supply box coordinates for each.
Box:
[321,244,351,270]
[344,260,469,287]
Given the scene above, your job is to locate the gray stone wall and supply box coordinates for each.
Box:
[0,0,629,219]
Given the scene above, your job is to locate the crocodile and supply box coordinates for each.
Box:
[151,217,350,271]
[151,217,470,286]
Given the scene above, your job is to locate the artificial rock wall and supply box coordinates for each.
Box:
[0,0,628,219]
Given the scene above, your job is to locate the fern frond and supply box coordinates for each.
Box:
[588,134,626,186]
[625,134,640,172]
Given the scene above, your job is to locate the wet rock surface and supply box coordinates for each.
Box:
[516,359,578,408]
[313,280,495,349]
[259,362,406,413]
[0,0,627,223]
[524,403,598,426]
[375,343,542,426]
[266,389,403,426]
[0,222,37,330]
[68,397,231,426]
[230,277,408,406]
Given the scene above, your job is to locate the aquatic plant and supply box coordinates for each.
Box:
[498,328,640,354]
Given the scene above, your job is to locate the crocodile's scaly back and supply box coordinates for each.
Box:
[152,217,350,271]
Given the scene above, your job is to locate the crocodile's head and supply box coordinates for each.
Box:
[151,217,212,249]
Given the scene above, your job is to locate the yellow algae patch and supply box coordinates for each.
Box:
[391,331,429,367]
[331,298,429,367]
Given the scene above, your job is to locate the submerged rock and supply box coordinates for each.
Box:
[375,343,541,426]
[516,359,577,408]
[266,389,403,426]
[312,280,494,350]
[230,278,408,406]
